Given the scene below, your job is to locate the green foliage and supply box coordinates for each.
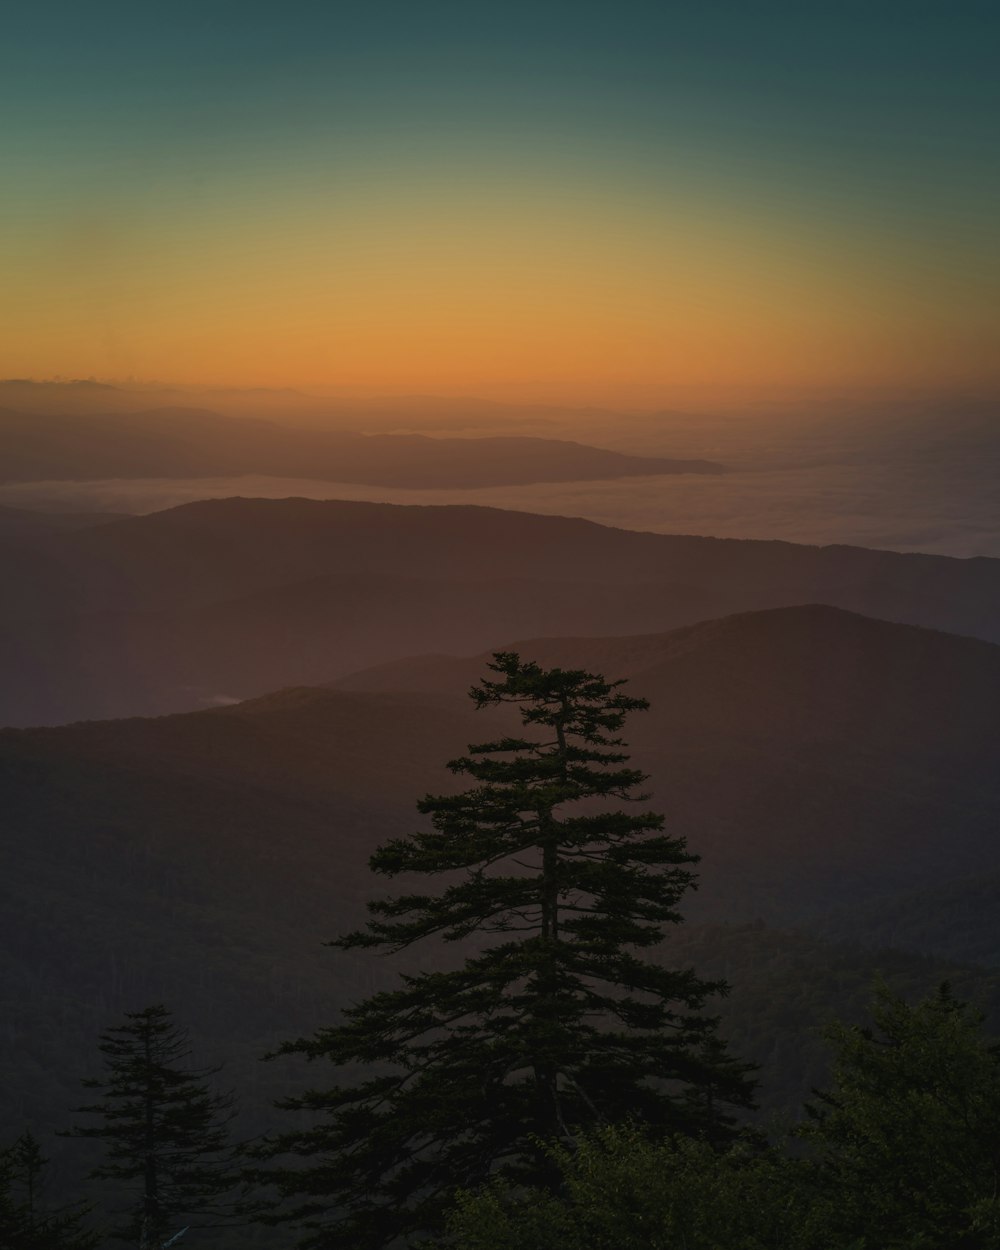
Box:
[0,1131,99,1250]
[443,984,1000,1250]
[263,653,754,1248]
[66,1004,241,1247]
[439,1123,841,1250]
[802,982,1000,1248]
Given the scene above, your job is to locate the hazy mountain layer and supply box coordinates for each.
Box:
[0,406,720,488]
[1,497,999,724]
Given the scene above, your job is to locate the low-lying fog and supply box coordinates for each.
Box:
[2,399,996,557]
[2,456,996,558]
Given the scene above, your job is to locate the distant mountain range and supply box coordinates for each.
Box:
[1,497,998,724]
[3,601,999,1176]
[0,405,721,487]
[0,378,624,435]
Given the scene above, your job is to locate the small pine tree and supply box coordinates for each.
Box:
[66,1004,240,1249]
[264,652,755,1248]
[0,1132,98,1250]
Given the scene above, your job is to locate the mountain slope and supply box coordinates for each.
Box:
[0,575,740,725]
[342,603,1000,759]
[817,870,1000,967]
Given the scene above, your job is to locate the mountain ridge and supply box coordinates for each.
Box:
[0,406,721,487]
[6,603,997,906]
[2,496,999,724]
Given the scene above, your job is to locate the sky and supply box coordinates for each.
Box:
[2,1,998,401]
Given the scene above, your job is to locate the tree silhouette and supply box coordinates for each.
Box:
[66,1004,240,1249]
[264,652,754,1248]
[0,1131,98,1250]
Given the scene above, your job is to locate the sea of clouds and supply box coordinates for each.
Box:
[1,455,996,558]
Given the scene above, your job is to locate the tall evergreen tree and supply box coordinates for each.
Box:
[66,1004,240,1249]
[264,652,754,1248]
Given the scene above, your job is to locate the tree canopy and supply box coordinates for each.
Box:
[802,982,1000,1247]
[440,983,1000,1250]
[438,1124,831,1250]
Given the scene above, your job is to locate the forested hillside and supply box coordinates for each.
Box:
[3,605,999,1188]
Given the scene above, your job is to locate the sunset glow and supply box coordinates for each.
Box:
[2,2,997,399]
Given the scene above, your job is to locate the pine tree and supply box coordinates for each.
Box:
[66,1004,240,1249]
[264,652,754,1248]
[0,1132,99,1250]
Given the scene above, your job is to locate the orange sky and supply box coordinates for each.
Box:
[4,172,997,401]
[3,5,997,403]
